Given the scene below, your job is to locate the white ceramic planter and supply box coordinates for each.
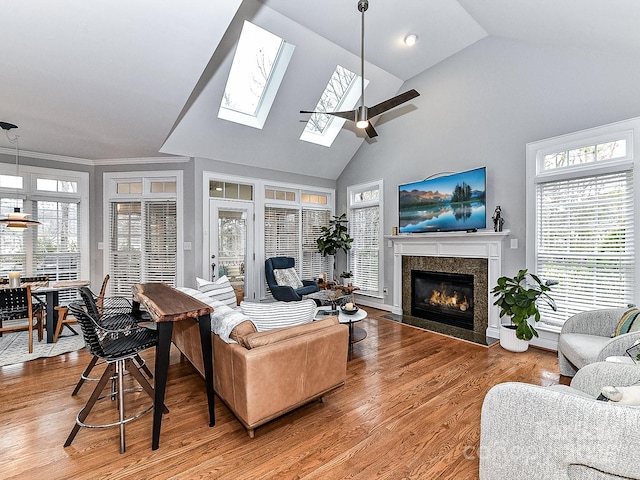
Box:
[499,324,529,352]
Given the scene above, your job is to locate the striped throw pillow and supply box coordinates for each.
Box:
[196,276,238,310]
[240,299,316,332]
[615,308,640,336]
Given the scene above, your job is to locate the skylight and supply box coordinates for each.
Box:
[218,21,294,129]
[300,65,369,147]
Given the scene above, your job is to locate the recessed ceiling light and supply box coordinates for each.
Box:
[404,34,418,47]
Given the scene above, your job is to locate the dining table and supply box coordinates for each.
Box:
[23,280,91,344]
[131,282,215,450]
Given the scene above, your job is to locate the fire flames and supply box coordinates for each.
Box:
[428,285,470,312]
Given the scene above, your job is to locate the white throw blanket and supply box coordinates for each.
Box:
[176,287,249,343]
[209,303,249,343]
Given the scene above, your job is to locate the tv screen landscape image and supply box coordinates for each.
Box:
[398,167,486,233]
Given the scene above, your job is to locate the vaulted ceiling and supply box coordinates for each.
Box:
[2,1,640,179]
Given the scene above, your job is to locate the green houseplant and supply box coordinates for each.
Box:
[492,269,557,346]
[340,271,353,286]
[317,213,354,281]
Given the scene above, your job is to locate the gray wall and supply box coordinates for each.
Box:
[337,36,640,309]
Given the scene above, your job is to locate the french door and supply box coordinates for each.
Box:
[209,199,255,302]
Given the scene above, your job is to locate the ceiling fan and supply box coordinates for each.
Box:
[300,0,420,139]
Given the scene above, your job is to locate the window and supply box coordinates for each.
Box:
[210,180,253,200]
[300,65,369,147]
[34,200,81,282]
[348,181,383,296]
[302,209,330,281]
[0,166,87,285]
[527,121,638,328]
[263,185,332,295]
[264,206,300,266]
[219,21,295,129]
[105,172,182,296]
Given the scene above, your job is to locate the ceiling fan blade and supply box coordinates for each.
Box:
[300,109,357,122]
[365,123,378,138]
[367,89,420,119]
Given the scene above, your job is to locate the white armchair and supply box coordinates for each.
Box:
[479,362,640,480]
[557,307,640,377]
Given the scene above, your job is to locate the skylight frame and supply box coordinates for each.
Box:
[300,65,369,147]
[218,21,295,130]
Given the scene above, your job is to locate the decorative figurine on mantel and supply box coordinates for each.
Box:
[492,206,504,232]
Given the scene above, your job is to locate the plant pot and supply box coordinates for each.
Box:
[343,278,350,286]
[499,324,529,352]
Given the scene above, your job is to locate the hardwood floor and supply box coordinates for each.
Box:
[0,308,561,480]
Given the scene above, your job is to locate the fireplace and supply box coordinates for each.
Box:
[411,270,474,330]
[391,230,508,343]
[400,255,489,343]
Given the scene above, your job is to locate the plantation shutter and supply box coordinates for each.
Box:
[535,169,634,326]
[301,208,330,280]
[349,205,380,294]
[143,201,177,285]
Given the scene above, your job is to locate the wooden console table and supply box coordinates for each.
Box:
[131,283,215,450]
[333,284,360,303]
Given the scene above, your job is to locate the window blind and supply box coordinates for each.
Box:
[109,202,143,296]
[34,200,82,304]
[301,208,330,280]
[143,201,177,285]
[109,200,177,296]
[264,206,301,266]
[536,169,634,325]
[349,205,380,294]
[264,206,300,297]
[0,198,26,277]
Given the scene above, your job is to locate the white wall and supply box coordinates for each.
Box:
[337,36,640,309]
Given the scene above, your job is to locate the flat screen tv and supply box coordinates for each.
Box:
[398,167,486,233]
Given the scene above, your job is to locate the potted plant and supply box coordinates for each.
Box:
[340,271,353,286]
[317,213,354,280]
[492,269,557,352]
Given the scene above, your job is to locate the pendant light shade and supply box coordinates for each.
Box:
[1,207,41,230]
[0,122,41,230]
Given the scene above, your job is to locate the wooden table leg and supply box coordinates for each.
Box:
[198,313,215,427]
[152,321,173,450]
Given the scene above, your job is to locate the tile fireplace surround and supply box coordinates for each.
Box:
[389,230,510,343]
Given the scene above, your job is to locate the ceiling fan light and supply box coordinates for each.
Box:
[404,34,418,46]
[356,106,369,129]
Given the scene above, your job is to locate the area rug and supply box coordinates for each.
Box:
[0,331,85,367]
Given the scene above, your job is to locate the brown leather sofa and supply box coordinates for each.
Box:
[172,316,349,437]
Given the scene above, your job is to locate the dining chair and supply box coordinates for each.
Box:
[0,286,44,353]
[53,274,110,343]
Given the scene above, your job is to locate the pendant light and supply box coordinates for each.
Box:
[0,122,41,230]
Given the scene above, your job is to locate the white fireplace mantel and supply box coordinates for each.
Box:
[388,229,510,340]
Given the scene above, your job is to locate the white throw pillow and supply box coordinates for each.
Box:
[273,267,303,289]
[196,276,238,310]
[240,299,316,332]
